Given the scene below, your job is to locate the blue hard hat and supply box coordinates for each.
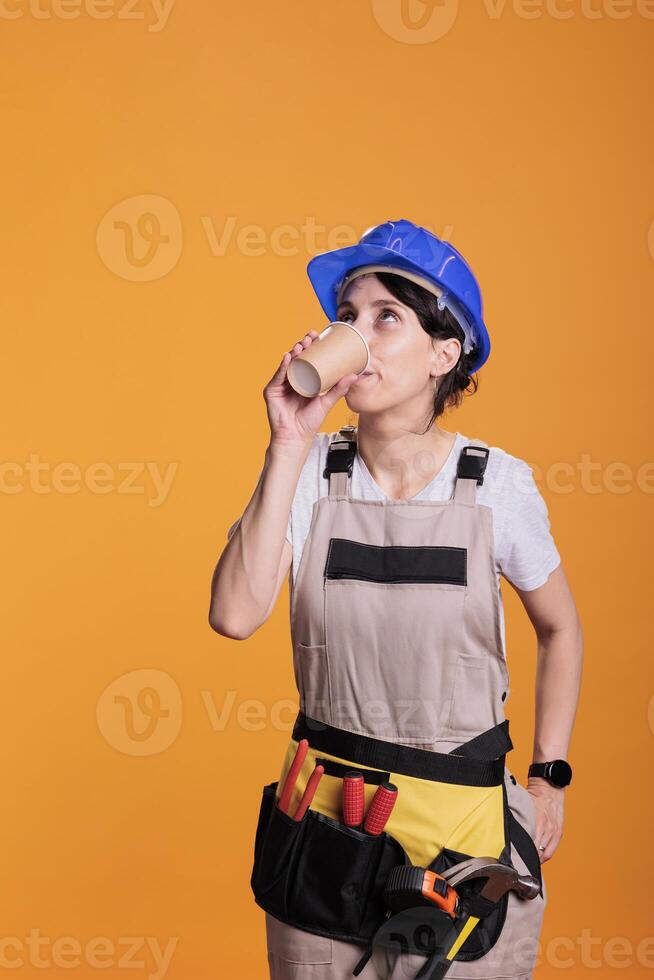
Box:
[306,219,491,372]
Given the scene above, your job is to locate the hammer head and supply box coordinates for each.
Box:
[442,856,540,902]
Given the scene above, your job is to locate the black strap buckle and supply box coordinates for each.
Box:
[456,445,489,486]
[323,439,356,480]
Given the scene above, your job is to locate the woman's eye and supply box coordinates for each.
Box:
[338,308,398,324]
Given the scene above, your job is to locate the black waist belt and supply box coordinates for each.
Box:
[292,713,513,788]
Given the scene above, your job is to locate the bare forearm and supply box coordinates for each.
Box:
[209,440,310,637]
[531,619,584,763]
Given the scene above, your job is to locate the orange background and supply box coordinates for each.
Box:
[1,1,652,977]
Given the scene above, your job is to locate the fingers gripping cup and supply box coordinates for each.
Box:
[286,322,371,398]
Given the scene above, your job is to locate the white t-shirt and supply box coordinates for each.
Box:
[280,430,561,659]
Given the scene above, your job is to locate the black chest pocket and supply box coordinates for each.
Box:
[324,538,467,586]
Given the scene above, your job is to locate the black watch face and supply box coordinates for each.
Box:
[549,760,572,787]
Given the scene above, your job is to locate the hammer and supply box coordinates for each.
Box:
[354,858,540,980]
[442,856,540,901]
[411,858,541,980]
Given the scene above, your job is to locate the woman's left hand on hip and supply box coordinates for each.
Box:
[526,778,566,863]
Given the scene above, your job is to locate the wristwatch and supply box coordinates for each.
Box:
[528,760,572,788]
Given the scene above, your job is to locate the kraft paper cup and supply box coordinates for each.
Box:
[286,322,371,398]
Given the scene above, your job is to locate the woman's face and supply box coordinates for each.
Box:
[336,273,459,417]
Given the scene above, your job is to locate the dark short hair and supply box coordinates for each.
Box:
[374,271,480,432]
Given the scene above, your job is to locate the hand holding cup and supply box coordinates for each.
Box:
[286,321,370,398]
[264,329,362,453]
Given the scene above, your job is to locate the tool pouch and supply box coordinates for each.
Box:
[426,846,508,960]
[251,780,541,961]
[250,781,410,944]
[365,822,541,963]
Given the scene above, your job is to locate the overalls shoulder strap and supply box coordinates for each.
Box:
[453,439,490,505]
[323,425,357,497]
[323,428,491,503]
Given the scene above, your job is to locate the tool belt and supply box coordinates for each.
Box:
[250,712,543,965]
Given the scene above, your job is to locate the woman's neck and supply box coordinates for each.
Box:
[355,419,457,502]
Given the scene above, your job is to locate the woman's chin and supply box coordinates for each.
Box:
[345,387,370,404]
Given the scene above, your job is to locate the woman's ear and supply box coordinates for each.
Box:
[431,337,462,378]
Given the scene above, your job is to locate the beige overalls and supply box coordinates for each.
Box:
[252,426,547,980]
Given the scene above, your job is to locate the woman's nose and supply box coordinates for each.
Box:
[346,315,374,344]
[346,321,376,363]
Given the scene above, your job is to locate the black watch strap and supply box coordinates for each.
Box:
[528,760,572,787]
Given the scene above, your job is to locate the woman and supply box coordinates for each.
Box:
[210,220,583,980]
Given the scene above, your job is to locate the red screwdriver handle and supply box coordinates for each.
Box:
[363,781,398,836]
[342,771,365,828]
[278,738,308,815]
[293,764,324,821]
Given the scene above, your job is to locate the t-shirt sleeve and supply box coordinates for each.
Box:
[287,432,328,569]
[497,459,561,591]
